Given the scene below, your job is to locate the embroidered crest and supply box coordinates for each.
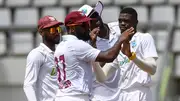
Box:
[49,16,56,21]
[81,9,87,15]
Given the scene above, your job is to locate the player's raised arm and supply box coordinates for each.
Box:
[92,58,119,83]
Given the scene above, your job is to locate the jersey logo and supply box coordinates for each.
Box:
[131,40,137,48]
[118,53,130,66]
[119,57,130,66]
[50,67,56,76]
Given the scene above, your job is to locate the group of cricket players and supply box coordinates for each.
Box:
[23,1,158,101]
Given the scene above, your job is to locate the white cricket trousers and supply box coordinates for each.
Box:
[91,86,152,101]
[119,87,153,101]
[55,94,90,101]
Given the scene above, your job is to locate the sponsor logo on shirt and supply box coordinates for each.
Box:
[50,67,56,76]
[119,58,130,66]
[119,54,130,66]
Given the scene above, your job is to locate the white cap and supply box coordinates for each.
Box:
[78,5,94,17]
[78,1,104,17]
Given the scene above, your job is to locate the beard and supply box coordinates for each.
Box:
[75,27,91,41]
[44,34,60,44]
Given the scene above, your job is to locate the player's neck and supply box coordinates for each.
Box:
[129,30,137,40]
[43,41,55,52]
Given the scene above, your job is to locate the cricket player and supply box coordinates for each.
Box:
[23,16,63,101]
[92,7,158,101]
[78,3,122,100]
[54,11,134,101]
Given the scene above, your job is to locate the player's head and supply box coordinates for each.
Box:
[65,11,94,41]
[38,15,64,44]
[119,7,138,33]
[78,4,103,30]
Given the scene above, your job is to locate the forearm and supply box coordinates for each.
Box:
[92,62,116,82]
[23,84,37,101]
[92,62,107,82]
[96,38,123,62]
[132,57,157,75]
[105,38,123,61]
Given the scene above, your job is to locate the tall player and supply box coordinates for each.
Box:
[92,7,158,101]
[54,11,134,101]
[23,16,63,101]
[78,3,122,100]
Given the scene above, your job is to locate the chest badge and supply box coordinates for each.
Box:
[51,67,56,76]
[131,40,137,48]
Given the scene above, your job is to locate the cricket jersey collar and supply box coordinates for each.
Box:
[40,43,54,53]
[62,35,79,41]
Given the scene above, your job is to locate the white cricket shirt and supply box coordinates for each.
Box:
[91,21,122,100]
[54,35,100,97]
[23,43,58,101]
[109,32,158,101]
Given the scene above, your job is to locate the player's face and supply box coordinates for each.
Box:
[42,25,61,44]
[89,12,101,30]
[75,22,91,41]
[118,13,135,33]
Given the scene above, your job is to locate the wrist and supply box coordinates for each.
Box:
[128,52,136,60]
[90,40,97,48]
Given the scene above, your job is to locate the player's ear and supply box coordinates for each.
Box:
[38,29,44,36]
[136,19,138,25]
[69,26,75,33]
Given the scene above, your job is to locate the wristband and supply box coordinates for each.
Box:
[129,52,136,60]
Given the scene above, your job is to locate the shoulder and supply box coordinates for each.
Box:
[65,39,90,48]
[60,40,92,52]
[27,47,44,61]
[141,32,154,41]
[107,21,119,32]
[136,32,155,47]
[75,40,92,50]
[108,21,121,36]
[107,21,119,28]
[141,32,153,38]
[136,32,154,41]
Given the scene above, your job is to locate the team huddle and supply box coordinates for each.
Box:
[23,1,158,101]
